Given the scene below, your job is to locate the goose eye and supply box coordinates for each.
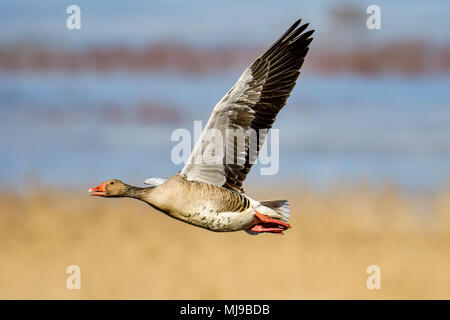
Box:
[110,182,114,185]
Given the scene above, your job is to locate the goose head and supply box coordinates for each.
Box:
[89,179,127,197]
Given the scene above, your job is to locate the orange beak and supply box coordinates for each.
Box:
[88,183,107,196]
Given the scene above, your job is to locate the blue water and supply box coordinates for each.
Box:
[0,72,449,191]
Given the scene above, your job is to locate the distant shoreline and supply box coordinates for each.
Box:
[1,41,449,76]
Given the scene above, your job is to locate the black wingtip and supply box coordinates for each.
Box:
[284,19,302,36]
[302,29,315,39]
[293,19,302,27]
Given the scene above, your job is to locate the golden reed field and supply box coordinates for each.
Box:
[0,183,449,299]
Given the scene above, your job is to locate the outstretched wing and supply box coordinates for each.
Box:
[180,19,314,192]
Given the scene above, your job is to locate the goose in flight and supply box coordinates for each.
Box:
[89,19,314,234]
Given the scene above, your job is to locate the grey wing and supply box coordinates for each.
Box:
[180,19,314,192]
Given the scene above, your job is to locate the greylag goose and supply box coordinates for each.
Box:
[89,19,314,234]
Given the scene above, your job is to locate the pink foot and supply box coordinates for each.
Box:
[250,224,285,234]
[248,211,291,234]
[254,212,291,229]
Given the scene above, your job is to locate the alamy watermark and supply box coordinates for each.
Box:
[170,121,280,175]
[66,5,81,30]
[366,265,381,290]
[66,264,81,290]
[367,5,381,30]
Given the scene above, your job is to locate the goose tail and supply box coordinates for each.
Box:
[258,199,290,222]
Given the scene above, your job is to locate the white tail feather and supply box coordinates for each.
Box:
[257,200,290,222]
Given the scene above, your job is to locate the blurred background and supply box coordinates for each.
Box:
[0,0,449,299]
